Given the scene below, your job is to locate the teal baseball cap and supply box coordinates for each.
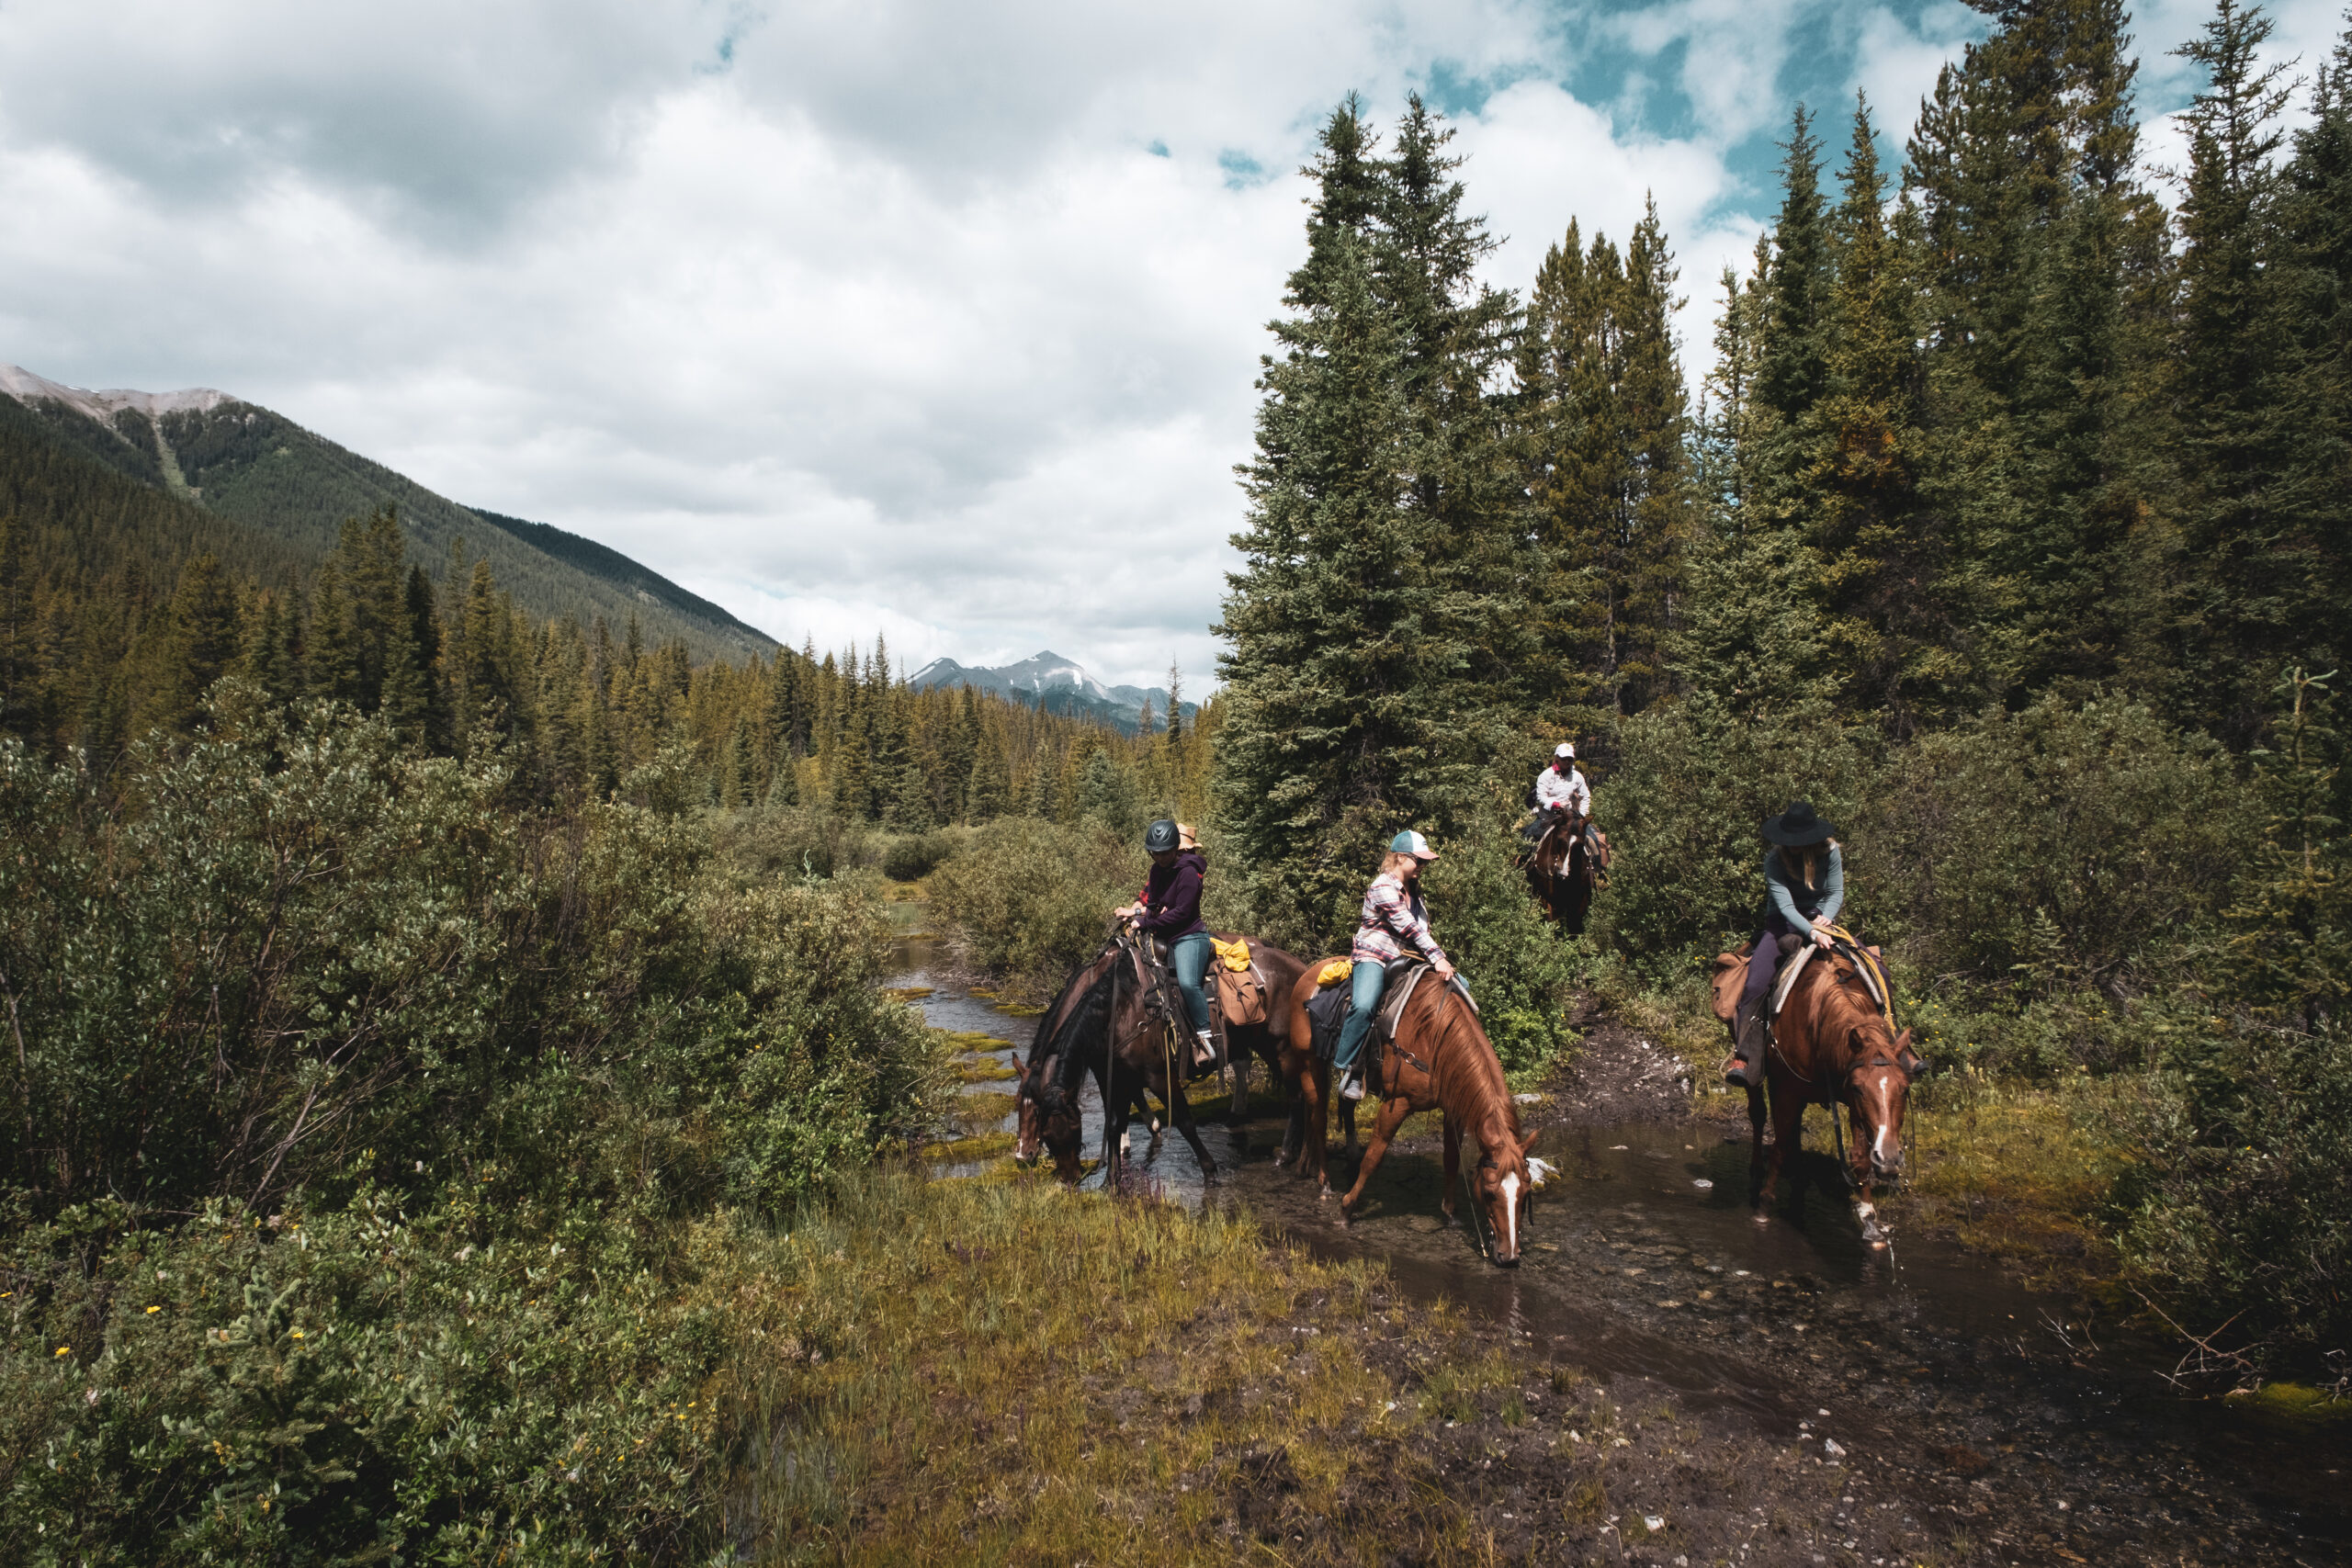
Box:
[1389,829,1438,860]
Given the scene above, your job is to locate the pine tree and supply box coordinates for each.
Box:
[2171,0,2300,744]
[1808,99,1949,730]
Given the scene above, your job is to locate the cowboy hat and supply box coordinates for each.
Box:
[1760,800,1838,846]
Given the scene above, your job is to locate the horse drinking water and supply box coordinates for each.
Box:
[1275,959,1542,1265]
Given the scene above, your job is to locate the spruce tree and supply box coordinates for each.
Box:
[2171,0,2300,744]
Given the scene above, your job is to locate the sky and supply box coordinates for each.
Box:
[0,0,2335,689]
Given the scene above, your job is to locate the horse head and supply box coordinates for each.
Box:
[1015,945,1120,1183]
[1844,1019,1917,1183]
[1472,1122,1543,1266]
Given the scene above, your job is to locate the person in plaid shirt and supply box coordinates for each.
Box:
[1333,829,1456,1100]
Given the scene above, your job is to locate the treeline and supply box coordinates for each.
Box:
[1224,0,2349,930]
[0,463,1213,830]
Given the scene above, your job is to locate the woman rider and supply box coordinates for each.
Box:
[1724,801,1843,1089]
[1333,829,1456,1100]
[1115,819,1217,1076]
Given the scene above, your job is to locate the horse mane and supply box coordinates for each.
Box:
[1034,949,1119,1114]
[1411,979,1521,1151]
[1795,952,1894,1073]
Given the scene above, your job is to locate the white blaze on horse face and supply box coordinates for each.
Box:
[1498,1170,1521,1258]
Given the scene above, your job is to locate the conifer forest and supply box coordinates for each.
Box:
[2,1,2348,1562]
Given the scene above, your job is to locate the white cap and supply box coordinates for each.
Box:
[1554,742,1577,760]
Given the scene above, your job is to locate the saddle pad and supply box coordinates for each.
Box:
[1306,980,1352,1061]
[1211,935,1254,972]
[1769,942,1815,1017]
[1316,958,1354,987]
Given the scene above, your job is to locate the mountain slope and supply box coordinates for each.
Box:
[911,650,1194,734]
[0,366,775,663]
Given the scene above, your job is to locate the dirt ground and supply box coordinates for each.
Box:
[1214,1001,2352,1567]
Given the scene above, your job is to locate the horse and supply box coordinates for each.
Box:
[1017,931,1223,1187]
[1522,815,1605,934]
[1274,960,1542,1265]
[1206,935,1310,1122]
[1714,936,1922,1246]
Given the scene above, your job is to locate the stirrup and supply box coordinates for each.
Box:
[1723,1052,1761,1089]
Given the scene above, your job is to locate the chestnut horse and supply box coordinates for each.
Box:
[1015,932,1312,1186]
[1717,938,1921,1245]
[1275,961,1540,1265]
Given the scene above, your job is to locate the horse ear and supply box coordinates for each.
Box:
[1012,1055,1030,1086]
[1518,1124,1541,1155]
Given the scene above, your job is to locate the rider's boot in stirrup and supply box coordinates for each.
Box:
[1724,999,1768,1089]
[1191,1029,1216,1076]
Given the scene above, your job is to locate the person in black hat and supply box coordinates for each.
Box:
[1724,801,1845,1089]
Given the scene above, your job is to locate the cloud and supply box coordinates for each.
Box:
[7,0,2248,688]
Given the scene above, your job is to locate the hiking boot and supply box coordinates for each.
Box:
[1724,999,1767,1089]
[1339,1065,1366,1100]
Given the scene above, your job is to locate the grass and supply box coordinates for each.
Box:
[709,1171,1521,1564]
[1894,1070,2135,1295]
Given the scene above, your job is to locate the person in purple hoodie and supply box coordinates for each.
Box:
[1114,818,1217,1075]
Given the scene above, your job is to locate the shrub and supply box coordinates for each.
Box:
[927,817,1142,995]
[2112,1020,2352,1377]
[879,828,960,883]
[714,801,876,882]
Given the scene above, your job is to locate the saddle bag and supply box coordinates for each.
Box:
[1216,964,1269,1027]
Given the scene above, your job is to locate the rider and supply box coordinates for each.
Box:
[1524,742,1592,853]
[1115,818,1217,1075]
[1724,800,1845,1089]
[1334,830,1456,1100]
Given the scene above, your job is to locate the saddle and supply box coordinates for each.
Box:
[1708,927,1892,1026]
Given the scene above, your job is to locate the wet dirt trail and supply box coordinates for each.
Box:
[891,910,2349,1564]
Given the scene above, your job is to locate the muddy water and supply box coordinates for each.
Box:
[891,916,2350,1561]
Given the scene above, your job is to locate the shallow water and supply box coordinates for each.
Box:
[891,916,2350,1558]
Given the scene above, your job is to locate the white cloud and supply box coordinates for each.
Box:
[6,0,2265,688]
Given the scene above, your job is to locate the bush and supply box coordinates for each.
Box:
[879,828,960,883]
[2112,1020,2352,1377]
[927,818,1142,995]
[713,801,876,882]
[0,690,949,1561]
[0,1197,743,1563]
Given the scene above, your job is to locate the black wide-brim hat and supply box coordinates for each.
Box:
[1761,800,1838,846]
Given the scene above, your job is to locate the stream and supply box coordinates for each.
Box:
[888,907,2349,1563]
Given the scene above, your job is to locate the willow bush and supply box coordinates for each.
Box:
[0,685,946,1561]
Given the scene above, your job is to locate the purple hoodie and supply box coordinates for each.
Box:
[1133,849,1207,938]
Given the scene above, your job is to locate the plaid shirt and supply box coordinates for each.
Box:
[1351,873,1449,967]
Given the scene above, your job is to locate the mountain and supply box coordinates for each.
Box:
[910,650,1195,733]
[0,365,775,663]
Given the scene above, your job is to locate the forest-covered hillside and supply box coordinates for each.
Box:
[1,368,775,663]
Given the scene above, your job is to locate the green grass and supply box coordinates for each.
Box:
[711,1171,1498,1563]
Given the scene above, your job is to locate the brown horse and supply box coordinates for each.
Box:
[1208,937,1312,1122]
[1522,816,1605,934]
[1716,938,1922,1245]
[1275,961,1541,1265]
[1016,932,1223,1187]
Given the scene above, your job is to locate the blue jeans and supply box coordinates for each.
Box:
[1332,959,1387,1070]
[1166,931,1214,1034]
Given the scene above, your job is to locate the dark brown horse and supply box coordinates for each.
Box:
[1275,961,1542,1265]
[1522,816,1605,934]
[1016,932,1222,1186]
[1211,937,1310,1121]
[1715,938,1921,1246]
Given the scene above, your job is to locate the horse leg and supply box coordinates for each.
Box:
[1164,1077,1218,1179]
[1772,1088,1808,1220]
[1304,1063,1335,1197]
[1746,1082,1769,1209]
[1439,1114,1463,1226]
[1338,1096,1413,1221]
[1228,1038,1253,1122]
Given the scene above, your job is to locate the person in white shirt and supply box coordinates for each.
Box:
[1532,742,1590,821]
